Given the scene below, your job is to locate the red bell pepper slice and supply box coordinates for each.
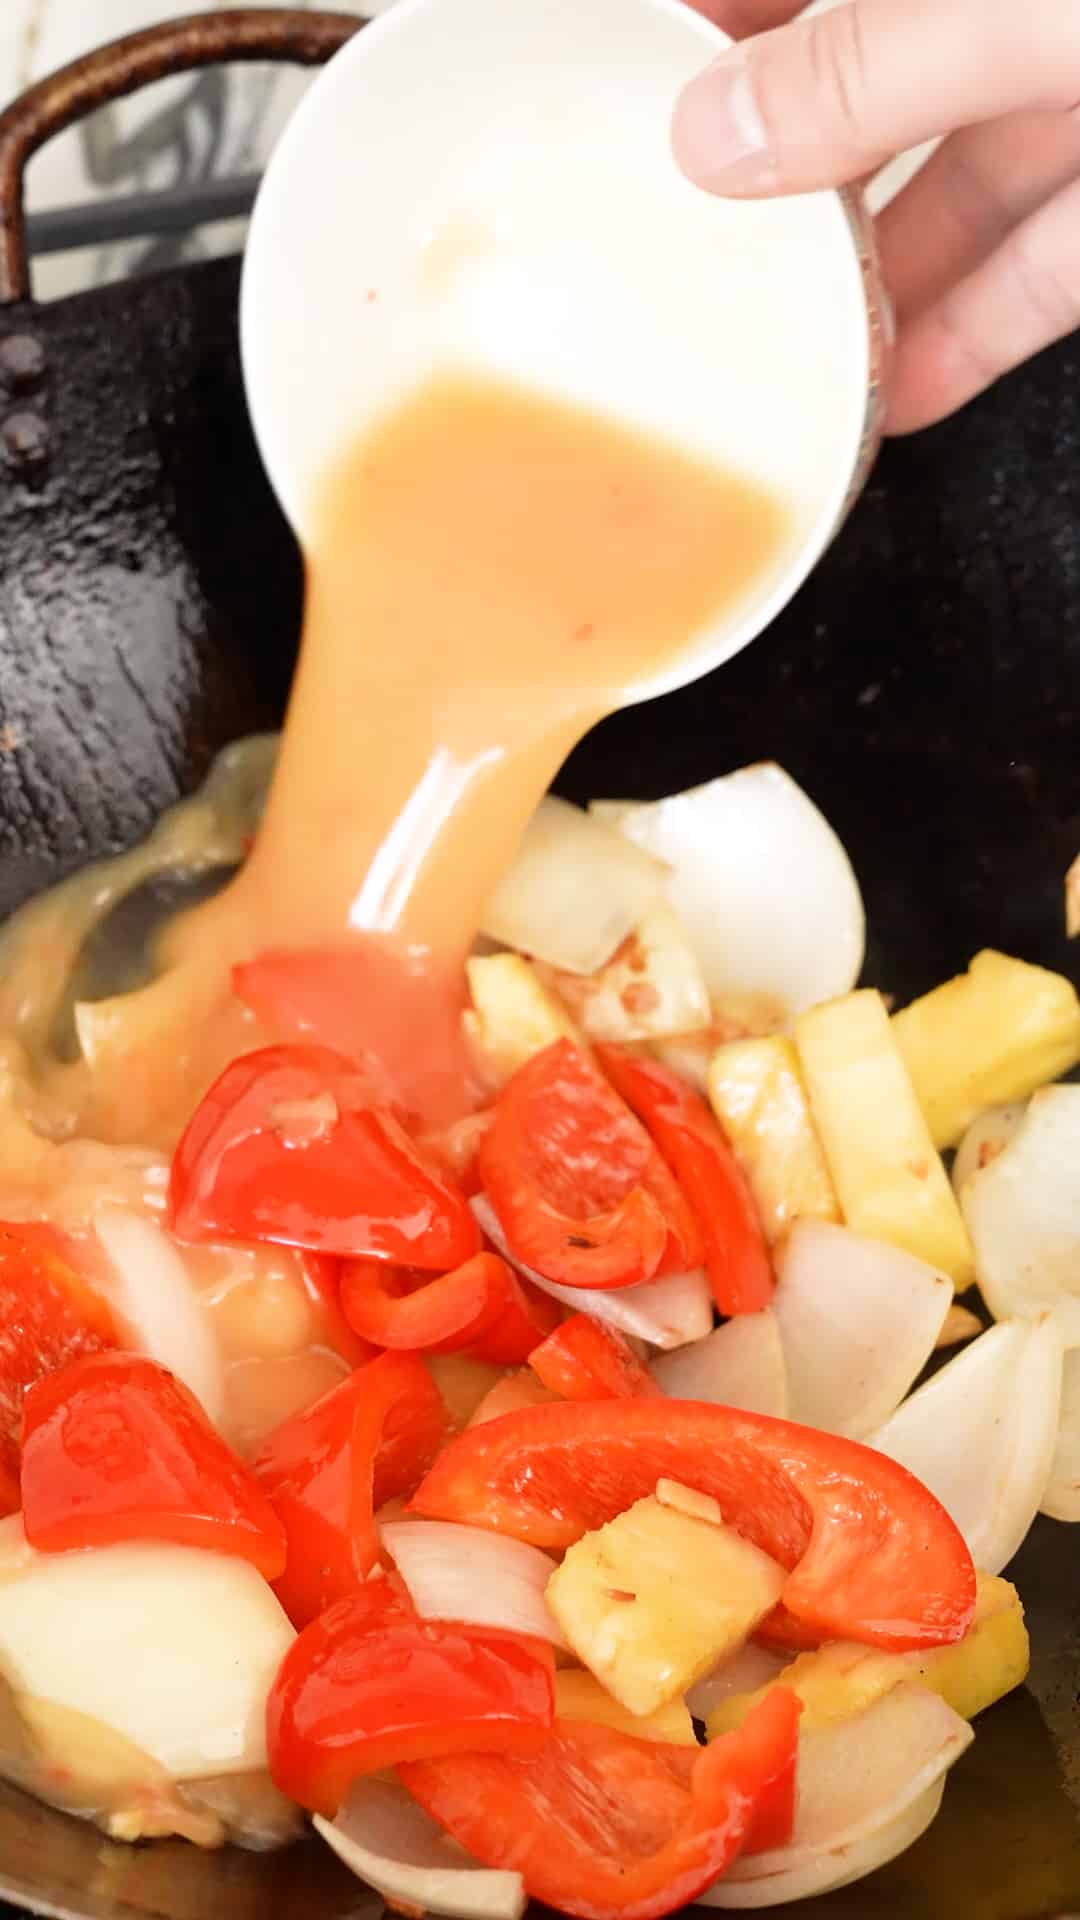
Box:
[597,1048,773,1316]
[0,1222,117,1516]
[528,1313,661,1402]
[267,1584,555,1817]
[399,1688,801,1920]
[411,1398,976,1652]
[168,1044,481,1269]
[254,1350,445,1627]
[738,1697,800,1855]
[20,1351,286,1576]
[478,1041,703,1291]
[232,941,482,1132]
[339,1251,559,1363]
[466,1275,563,1367]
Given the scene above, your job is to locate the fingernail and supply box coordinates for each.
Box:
[671,53,776,195]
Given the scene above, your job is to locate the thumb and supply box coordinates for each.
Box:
[671,0,1078,196]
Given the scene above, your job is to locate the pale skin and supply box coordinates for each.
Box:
[674,0,1080,433]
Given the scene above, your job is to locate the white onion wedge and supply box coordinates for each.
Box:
[316,1777,525,1920]
[705,1785,945,1908]
[773,1222,952,1440]
[651,1315,787,1417]
[870,1317,1064,1574]
[482,796,666,976]
[595,766,864,1015]
[961,1087,1080,1341]
[951,1102,1026,1195]
[94,1205,225,1423]
[1042,1344,1080,1522]
[684,1643,788,1722]
[472,1196,712,1349]
[0,1519,293,1779]
[697,1684,972,1907]
[381,1520,566,1649]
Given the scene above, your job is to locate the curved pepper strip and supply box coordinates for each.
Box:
[596,1047,773,1316]
[267,1582,555,1818]
[478,1041,702,1291]
[528,1313,661,1401]
[21,1352,286,1577]
[169,1043,481,1269]
[339,1251,559,1363]
[0,1222,116,1515]
[255,1350,445,1627]
[410,1399,976,1651]
[399,1688,801,1920]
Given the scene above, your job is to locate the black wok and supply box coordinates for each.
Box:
[0,14,1075,1918]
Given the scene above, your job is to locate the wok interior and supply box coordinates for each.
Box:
[0,253,1077,1917]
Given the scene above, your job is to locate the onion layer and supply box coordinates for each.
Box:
[381,1519,566,1649]
[0,1518,293,1780]
[870,1316,1063,1574]
[1042,1343,1080,1522]
[94,1205,224,1423]
[593,765,864,1016]
[472,1196,712,1350]
[773,1221,952,1440]
[316,1776,525,1920]
[950,1103,1026,1195]
[961,1087,1080,1341]
[697,1684,972,1907]
[481,796,665,976]
[651,1315,787,1417]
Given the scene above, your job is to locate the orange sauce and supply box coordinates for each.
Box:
[237,373,789,961]
[0,372,791,1151]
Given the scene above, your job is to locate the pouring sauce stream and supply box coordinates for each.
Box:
[0,370,789,1143]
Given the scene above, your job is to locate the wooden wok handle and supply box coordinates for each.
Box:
[0,7,362,306]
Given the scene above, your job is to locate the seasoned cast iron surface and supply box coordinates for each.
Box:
[0,259,299,916]
[0,254,1077,1918]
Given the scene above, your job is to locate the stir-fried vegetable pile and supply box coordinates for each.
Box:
[0,761,1075,1915]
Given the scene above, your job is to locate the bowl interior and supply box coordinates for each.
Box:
[240,0,871,692]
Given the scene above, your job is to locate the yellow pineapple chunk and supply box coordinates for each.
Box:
[892,949,1080,1149]
[794,989,973,1284]
[463,953,578,1084]
[553,1671,696,1745]
[546,905,711,1045]
[706,1573,1027,1738]
[545,1494,785,1717]
[910,1574,1030,1720]
[707,1035,839,1244]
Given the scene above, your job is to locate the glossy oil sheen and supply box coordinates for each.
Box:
[0,258,1077,1917]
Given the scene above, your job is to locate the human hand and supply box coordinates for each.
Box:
[673,0,1080,433]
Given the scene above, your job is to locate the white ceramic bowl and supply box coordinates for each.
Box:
[241,0,888,700]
